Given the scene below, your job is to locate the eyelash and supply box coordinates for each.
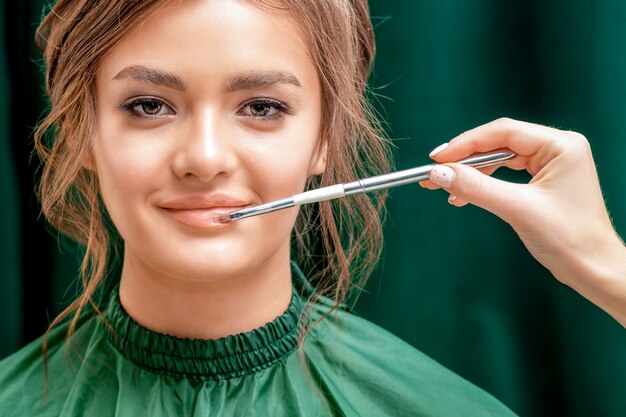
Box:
[117,97,174,119]
[238,98,292,121]
[117,97,292,121]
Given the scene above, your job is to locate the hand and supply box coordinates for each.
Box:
[421,118,626,326]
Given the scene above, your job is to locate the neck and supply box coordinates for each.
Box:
[118,245,293,340]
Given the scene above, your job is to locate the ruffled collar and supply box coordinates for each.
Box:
[103,264,312,381]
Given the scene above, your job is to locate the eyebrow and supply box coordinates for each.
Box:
[113,65,188,91]
[112,65,302,93]
[224,71,302,92]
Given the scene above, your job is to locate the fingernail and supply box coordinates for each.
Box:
[429,142,449,157]
[429,165,454,189]
[448,194,457,202]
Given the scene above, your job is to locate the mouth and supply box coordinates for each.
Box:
[160,206,250,228]
[157,194,252,229]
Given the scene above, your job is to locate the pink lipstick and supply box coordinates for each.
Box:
[158,194,251,229]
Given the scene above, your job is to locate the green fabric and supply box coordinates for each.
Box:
[0,266,514,416]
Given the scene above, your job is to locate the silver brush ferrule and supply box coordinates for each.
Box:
[229,197,296,221]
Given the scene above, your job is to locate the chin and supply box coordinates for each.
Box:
[168,259,259,283]
[141,239,285,284]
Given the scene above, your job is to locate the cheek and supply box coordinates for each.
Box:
[93,116,166,231]
[244,111,322,199]
[244,137,318,201]
[237,125,320,248]
[95,111,169,183]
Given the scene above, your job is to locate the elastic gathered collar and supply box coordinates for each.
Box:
[103,265,311,381]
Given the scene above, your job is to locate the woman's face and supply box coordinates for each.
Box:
[93,0,323,282]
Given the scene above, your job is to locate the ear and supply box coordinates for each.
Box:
[309,140,328,176]
[78,134,97,171]
[81,152,96,171]
[66,128,97,172]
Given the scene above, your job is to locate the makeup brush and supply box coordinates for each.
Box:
[223,150,516,222]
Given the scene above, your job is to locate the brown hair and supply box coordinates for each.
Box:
[35,0,390,369]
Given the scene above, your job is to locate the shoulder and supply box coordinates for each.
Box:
[303,299,516,416]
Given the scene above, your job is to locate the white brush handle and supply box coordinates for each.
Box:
[292,184,346,205]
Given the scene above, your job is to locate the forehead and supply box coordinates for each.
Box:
[97,0,317,91]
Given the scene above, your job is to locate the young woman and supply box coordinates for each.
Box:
[0,0,623,416]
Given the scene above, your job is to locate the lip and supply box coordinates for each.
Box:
[158,194,252,229]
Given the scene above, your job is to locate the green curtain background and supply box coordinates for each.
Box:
[2,1,625,416]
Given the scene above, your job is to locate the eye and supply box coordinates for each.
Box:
[118,97,175,119]
[249,102,276,117]
[238,99,290,121]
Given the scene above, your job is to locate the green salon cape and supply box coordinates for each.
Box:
[0,266,515,416]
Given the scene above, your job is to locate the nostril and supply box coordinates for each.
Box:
[171,144,238,183]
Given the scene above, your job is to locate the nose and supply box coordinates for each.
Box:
[171,109,237,182]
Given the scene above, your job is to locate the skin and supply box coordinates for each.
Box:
[92,0,325,339]
[422,118,626,327]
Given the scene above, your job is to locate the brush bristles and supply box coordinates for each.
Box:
[217,213,234,223]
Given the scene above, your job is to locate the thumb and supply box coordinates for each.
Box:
[429,163,527,222]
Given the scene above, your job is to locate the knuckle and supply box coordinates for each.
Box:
[569,131,590,146]
[566,131,592,156]
[494,117,514,132]
[495,116,513,126]
[450,131,468,145]
[494,117,514,146]
[456,126,483,147]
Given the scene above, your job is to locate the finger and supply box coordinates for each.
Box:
[429,144,533,173]
[429,118,567,163]
[448,194,469,207]
[419,164,503,191]
[419,180,440,190]
[429,162,530,222]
